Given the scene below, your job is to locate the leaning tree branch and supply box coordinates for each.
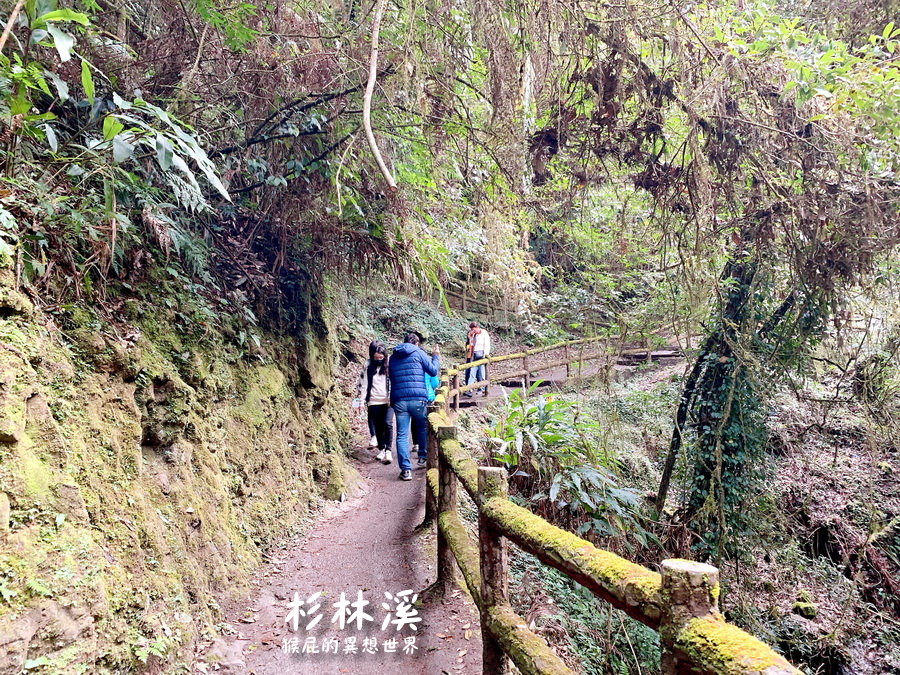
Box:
[0,0,26,55]
[212,108,355,158]
[362,0,398,192]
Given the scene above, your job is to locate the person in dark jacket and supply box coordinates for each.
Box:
[357,340,393,464]
[360,340,385,448]
[388,332,440,480]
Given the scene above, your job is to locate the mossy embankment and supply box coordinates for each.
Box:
[0,270,355,673]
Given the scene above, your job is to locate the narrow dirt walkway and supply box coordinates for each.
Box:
[196,345,682,674]
[198,446,482,674]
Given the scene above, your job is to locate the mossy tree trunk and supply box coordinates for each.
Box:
[656,243,829,553]
[656,257,765,553]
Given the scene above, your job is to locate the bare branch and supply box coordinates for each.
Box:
[362,0,398,192]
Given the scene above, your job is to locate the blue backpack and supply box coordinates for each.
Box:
[424,373,440,402]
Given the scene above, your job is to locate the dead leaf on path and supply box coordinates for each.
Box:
[461,622,470,629]
[464,630,471,640]
[457,649,467,657]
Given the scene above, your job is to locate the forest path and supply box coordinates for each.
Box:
[196,346,682,674]
[197,441,482,674]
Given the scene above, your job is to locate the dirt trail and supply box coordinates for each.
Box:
[196,346,682,674]
[198,446,482,674]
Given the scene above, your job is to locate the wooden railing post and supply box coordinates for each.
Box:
[483,360,490,397]
[423,404,438,524]
[564,344,571,378]
[523,355,530,390]
[578,343,585,384]
[452,371,460,412]
[437,424,458,588]
[659,559,720,674]
[478,466,509,675]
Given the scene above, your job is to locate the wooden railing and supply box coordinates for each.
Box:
[445,336,614,409]
[422,340,800,675]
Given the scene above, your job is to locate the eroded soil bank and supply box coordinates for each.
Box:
[0,271,356,673]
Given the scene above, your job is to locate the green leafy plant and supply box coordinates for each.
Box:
[487,383,651,543]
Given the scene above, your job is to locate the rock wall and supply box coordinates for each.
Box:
[0,271,353,672]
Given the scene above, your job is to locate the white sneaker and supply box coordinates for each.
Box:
[375,449,386,462]
[368,435,378,448]
[382,451,393,465]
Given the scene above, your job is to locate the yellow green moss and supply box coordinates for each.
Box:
[17,445,54,500]
[254,364,287,398]
[486,603,576,675]
[0,274,354,671]
[440,439,478,498]
[791,601,816,619]
[437,510,481,602]
[426,468,439,502]
[478,466,507,498]
[481,497,662,626]
[677,616,801,674]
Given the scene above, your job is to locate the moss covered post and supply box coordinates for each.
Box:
[659,558,720,674]
[424,404,439,524]
[437,423,458,589]
[452,371,460,411]
[523,355,530,390]
[478,466,509,674]
[439,367,449,413]
[483,360,490,398]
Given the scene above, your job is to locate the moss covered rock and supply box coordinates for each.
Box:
[792,601,818,619]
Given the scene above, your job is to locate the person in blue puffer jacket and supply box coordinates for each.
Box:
[388,332,440,481]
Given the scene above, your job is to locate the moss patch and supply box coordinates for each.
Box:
[0,276,352,673]
[676,616,801,673]
[480,496,663,626]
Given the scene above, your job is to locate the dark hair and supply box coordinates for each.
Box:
[368,340,381,360]
[469,321,478,328]
[368,341,387,375]
[404,332,420,345]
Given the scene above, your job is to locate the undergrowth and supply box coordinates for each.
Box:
[510,549,661,675]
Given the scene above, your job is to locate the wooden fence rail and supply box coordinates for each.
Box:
[424,339,800,675]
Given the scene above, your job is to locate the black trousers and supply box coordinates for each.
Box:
[368,404,393,450]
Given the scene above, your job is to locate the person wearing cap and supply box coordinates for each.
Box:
[388,332,440,480]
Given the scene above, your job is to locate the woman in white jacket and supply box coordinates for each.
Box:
[357,341,394,463]
[464,322,491,396]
